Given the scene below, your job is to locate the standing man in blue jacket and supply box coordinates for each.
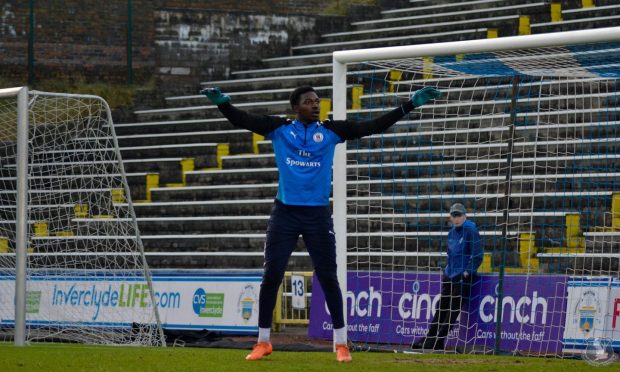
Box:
[412,202,483,351]
[202,85,441,362]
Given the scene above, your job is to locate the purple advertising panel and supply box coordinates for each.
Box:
[309,272,568,353]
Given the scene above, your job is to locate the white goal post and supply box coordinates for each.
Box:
[331,26,620,354]
[0,87,28,346]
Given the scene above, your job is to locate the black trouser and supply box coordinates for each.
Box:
[417,274,472,350]
[258,200,344,329]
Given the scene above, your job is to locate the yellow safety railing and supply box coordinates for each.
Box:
[351,85,363,110]
[551,2,563,23]
[519,15,531,35]
[319,99,331,122]
[273,271,313,331]
[0,238,9,253]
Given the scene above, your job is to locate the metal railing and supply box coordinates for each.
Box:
[273,271,313,331]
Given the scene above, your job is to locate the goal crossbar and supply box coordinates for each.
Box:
[333,26,620,63]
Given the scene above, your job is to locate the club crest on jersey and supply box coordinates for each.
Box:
[313,132,324,143]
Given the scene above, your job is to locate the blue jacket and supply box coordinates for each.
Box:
[444,219,483,279]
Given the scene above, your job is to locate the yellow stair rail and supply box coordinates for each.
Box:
[423,56,433,80]
[351,85,364,111]
[273,271,313,331]
[0,238,9,253]
[582,0,595,8]
[389,69,403,93]
[551,2,563,23]
[612,193,620,230]
[319,98,331,122]
[145,173,160,202]
[519,15,531,35]
[166,158,196,187]
[34,221,49,237]
[74,204,89,218]
[111,188,125,203]
[252,133,264,154]
[519,233,539,272]
[566,213,585,249]
[216,144,229,169]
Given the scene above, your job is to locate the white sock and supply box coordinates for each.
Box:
[258,327,271,343]
[334,326,347,345]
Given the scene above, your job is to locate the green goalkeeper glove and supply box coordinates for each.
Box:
[411,87,442,107]
[200,87,231,105]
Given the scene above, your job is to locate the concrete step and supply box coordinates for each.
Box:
[121,143,218,168]
[150,183,278,202]
[321,15,520,42]
[292,29,489,54]
[261,52,331,68]
[129,199,275,217]
[185,168,279,185]
[562,4,620,21]
[117,130,255,155]
[531,14,620,34]
[144,253,311,270]
[115,118,243,135]
[352,2,547,31]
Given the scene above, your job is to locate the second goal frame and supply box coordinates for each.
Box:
[0,88,165,347]
[331,26,620,348]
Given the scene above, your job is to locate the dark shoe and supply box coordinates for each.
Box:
[426,342,444,351]
[412,340,443,351]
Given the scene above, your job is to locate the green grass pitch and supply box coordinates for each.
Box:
[0,343,615,371]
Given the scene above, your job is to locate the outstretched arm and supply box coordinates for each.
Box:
[201,88,285,136]
[328,87,441,140]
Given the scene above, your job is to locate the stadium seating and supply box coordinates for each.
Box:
[113,0,620,273]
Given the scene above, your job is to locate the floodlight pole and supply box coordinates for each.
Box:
[127,0,133,85]
[28,0,35,86]
[333,59,348,350]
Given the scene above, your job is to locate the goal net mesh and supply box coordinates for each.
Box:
[0,90,164,346]
[337,41,620,356]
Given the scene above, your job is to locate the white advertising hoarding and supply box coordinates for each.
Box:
[154,272,260,333]
[563,277,620,352]
[0,272,261,334]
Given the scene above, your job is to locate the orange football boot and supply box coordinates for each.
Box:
[336,344,352,363]
[245,342,273,361]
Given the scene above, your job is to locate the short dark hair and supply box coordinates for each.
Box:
[289,86,316,108]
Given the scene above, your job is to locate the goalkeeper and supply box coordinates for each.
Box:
[202,85,441,362]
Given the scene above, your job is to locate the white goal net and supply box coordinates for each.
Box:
[0,88,164,346]
[311,28,620,358]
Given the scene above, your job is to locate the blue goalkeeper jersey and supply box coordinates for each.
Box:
[216,100,417,206]
[267,119,344,206]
